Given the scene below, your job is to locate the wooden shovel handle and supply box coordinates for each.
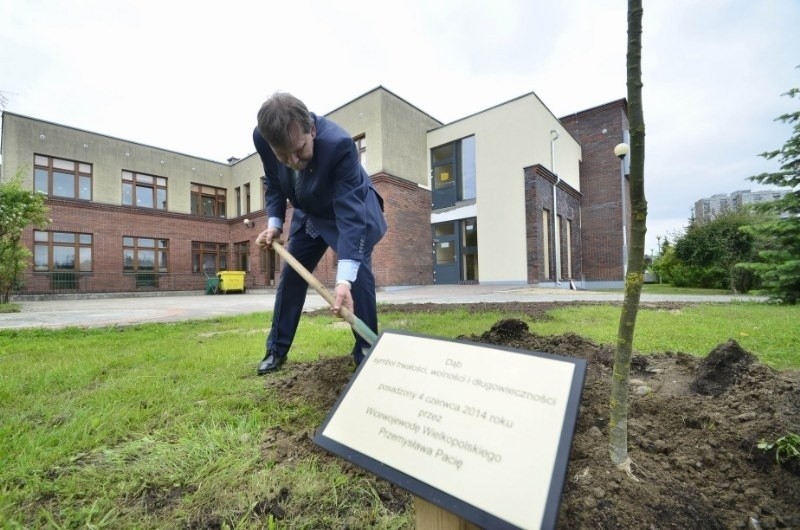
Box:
[270,240,377,346]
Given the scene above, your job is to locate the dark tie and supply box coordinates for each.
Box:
[293,169,318,238]
[292,169,302,199]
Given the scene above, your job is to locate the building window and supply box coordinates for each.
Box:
[192,242,228,273]
[244,183,251,214]
[235,186,242,217]
[461,218,478,281]
[565,219,573,279]
[558,215,566,279]
[431,218,478,284]
[234,241,249,271]
[122,171,167,210]
[542,210,550,279]
[34,155,92,200]
[259,245,278,286]
[33,231,93,272]
[191,184,227,218]
[432,143,455,190]
[431,136,476,210]
[460,136,476,201]
[434,223,456,265]
[123,237,168,272]
[354,135,367,170]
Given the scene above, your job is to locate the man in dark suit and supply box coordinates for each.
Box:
[252,92,387,375]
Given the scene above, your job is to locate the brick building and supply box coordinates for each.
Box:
[561,99,630,284]
[0,87,630,296]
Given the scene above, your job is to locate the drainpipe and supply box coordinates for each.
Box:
[550,130,561,284]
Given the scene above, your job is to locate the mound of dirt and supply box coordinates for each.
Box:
[262,306,800,529]
[690,339,759,397]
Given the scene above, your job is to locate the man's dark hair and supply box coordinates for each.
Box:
[256,92,314,151]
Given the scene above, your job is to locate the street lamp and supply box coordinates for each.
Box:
[614,143,630,277]
[655,235,663,284]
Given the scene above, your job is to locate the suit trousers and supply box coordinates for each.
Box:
[265,226,378,362]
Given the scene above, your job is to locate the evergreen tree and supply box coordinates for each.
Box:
[738,83,800,304]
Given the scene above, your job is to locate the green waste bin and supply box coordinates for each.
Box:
[205,277,220,295]
[217,271,246,293]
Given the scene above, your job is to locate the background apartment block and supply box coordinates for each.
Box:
[694,189,790,224]
[1,87,632,296]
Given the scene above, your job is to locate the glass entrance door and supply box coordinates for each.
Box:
[432,218,478,284]
[432,222,458,284]
[461,219,478,282]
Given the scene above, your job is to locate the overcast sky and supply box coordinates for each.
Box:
[2,0,798,254]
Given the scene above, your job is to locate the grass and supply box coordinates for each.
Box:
[377,302,798,369]
[600,283,734,296]
[1,302,798,528]
[525,302,799,370]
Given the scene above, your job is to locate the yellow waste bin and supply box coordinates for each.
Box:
[217,271,246,293]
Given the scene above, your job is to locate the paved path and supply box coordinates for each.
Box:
[0,284,763,330]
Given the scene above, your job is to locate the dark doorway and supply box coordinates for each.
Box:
[432,218,478,284]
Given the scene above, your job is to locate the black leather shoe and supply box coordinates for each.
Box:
[257,353,286,375]
[351,346,369,372]
[352,346,370,366]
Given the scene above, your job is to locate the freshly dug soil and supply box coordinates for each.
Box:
[260,302,800,529]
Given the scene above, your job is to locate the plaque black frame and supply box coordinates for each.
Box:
[313,330,587,530]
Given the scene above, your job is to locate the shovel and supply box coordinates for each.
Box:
[272,240,475,528]
[269,240,378,347]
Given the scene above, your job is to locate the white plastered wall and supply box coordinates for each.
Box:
[326,88,441,186]
[426,93,581,283]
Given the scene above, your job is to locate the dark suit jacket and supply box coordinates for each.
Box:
[253,114,387,262]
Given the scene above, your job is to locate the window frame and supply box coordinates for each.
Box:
[430,136,476,210]
[34,154,93,200]
[123,236,169,273]
[354,134,367,171]
[191,184,227,218]
[542,209,551,279]
[235,186,242,217]
[234,241,249,271]
[192,241,228,273]
[122,171,168,210]
[33,230,93,272]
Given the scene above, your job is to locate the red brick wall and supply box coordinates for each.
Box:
[19,174,434,295]
[560,100,629,282]
[525,165,583,283]
[296,173,433,287]
[19,199,270,293]
[372,173,433,286]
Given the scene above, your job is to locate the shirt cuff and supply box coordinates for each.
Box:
[268,217,283,231]
[336,259,360,283]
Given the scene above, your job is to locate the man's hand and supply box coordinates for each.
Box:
[332,281,354,317]
[256,227,282,248]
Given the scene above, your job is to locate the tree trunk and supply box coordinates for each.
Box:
[609,0,647,469]
[728,264,739,294]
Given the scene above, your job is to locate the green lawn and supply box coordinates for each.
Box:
[0,303,20,314]
[1,302,797,528]
[600,283,735,296]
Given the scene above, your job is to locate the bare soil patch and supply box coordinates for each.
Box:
[260,302,800,529]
